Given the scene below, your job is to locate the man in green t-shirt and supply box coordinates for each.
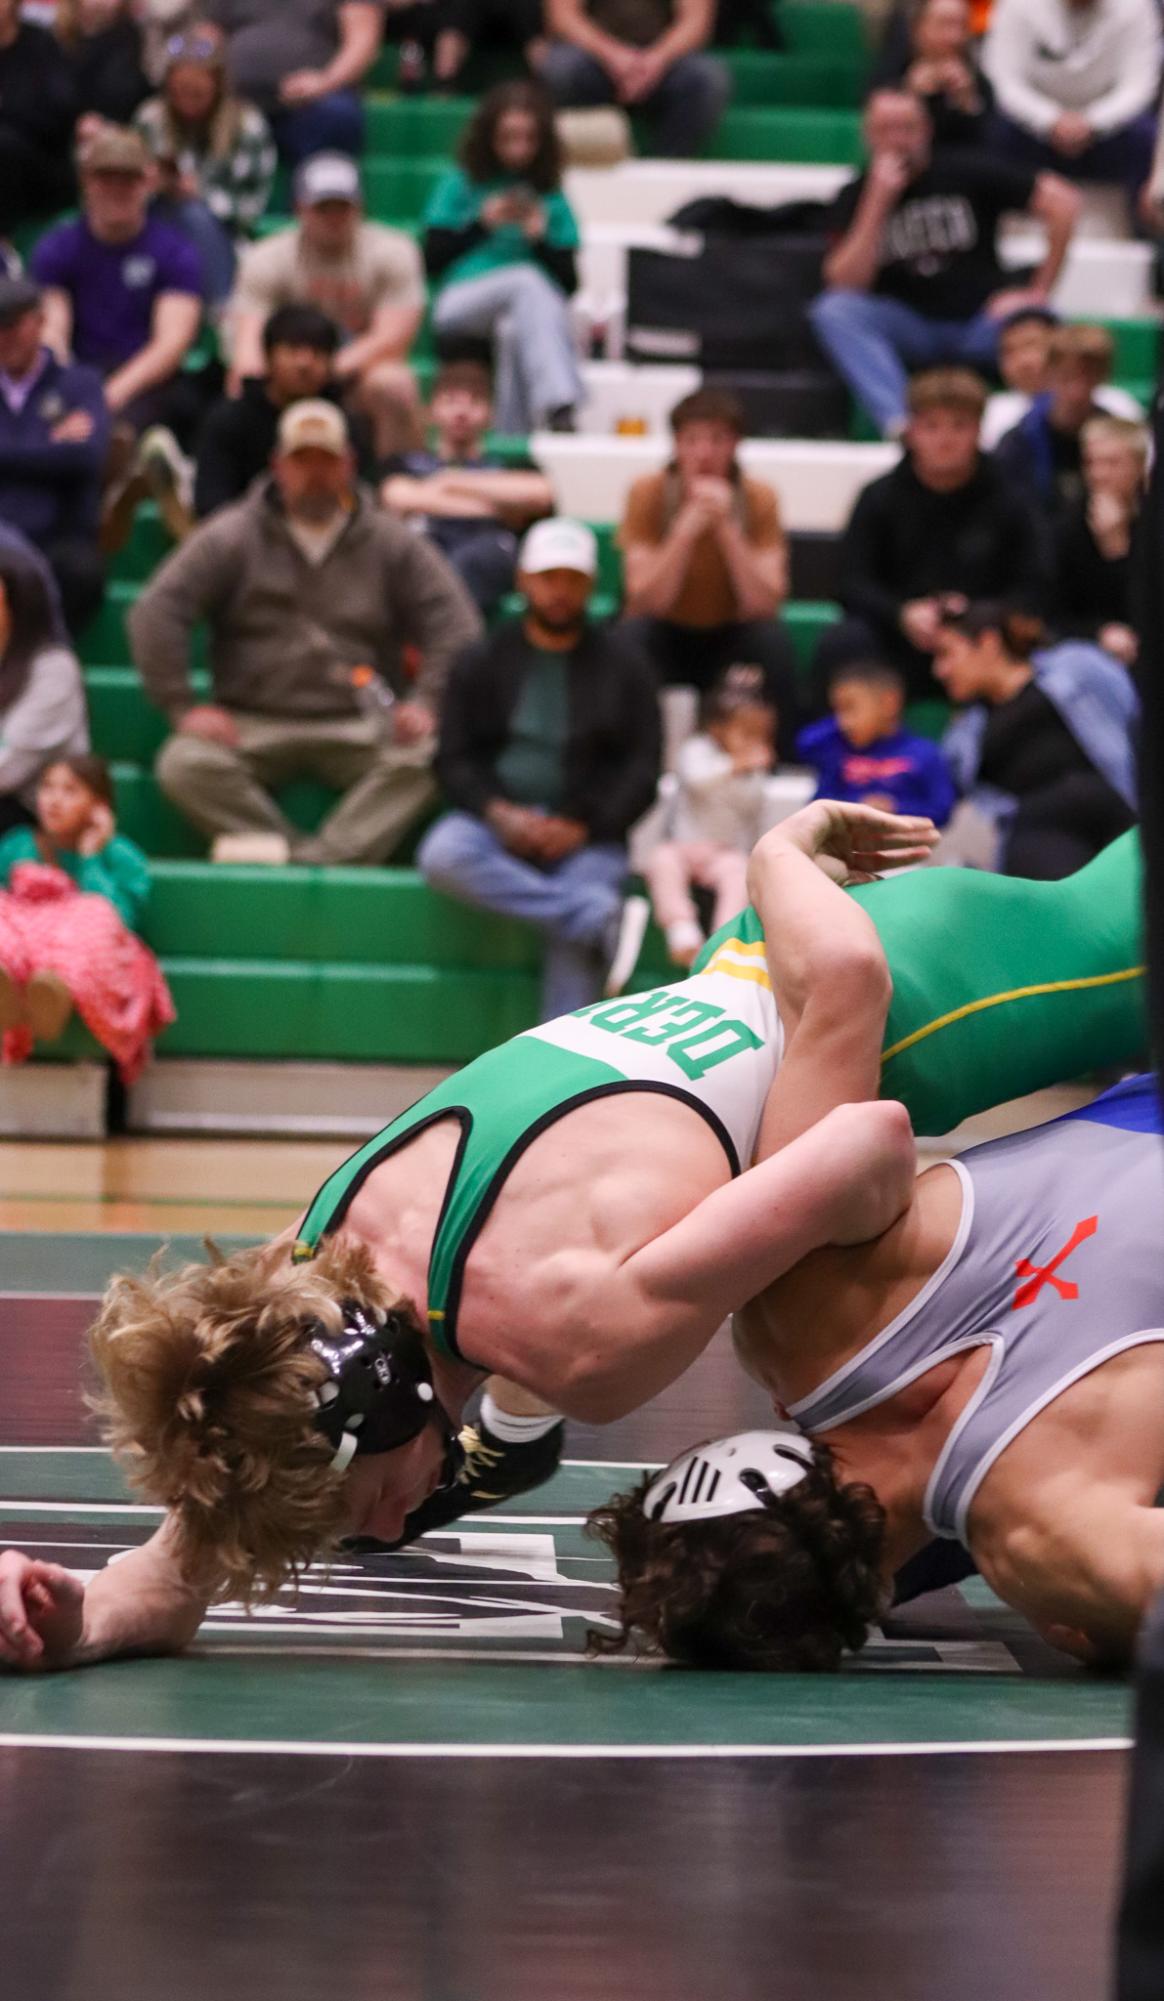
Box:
[417,517,661,1019]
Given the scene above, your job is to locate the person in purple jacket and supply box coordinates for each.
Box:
[30,125,205,447]
[797,661,956,826]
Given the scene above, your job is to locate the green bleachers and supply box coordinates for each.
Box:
[707,107,862,165]
[46,0,1164,1081]
[364,96,865,169]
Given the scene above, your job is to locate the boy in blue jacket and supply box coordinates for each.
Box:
[798,661,955,825]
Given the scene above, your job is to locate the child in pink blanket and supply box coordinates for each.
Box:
[0,755,175,1082]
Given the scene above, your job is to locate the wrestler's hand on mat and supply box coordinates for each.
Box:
[754,801,939,885]
[823,1100,917,1246]
[0,1551,85,1671]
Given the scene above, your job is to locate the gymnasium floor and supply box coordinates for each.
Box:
[0,1129,1133,2001]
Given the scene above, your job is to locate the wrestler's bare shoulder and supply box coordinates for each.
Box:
[344,1091,732,1321]
[972,1342,1164,1564]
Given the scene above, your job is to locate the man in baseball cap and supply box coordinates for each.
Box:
[227,151,425,461]
[418,510,660,1018]
[29,123,204,437]
[517,517,599,579]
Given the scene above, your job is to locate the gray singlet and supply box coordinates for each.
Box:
[788,1078,1164,1544]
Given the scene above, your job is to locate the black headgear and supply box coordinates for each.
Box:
[309,1301,461,1480]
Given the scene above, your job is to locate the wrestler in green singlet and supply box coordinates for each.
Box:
[700,825,1146,1136]
[296,832,1146,1367]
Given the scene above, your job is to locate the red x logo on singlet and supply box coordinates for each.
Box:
[1013,1215,1098,1310]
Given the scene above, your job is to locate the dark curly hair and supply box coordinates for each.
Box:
[459,79,563,193]
[587,1446,889,1672]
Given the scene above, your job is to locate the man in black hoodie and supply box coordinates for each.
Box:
[193,302,378,518]
[418,516,661,1020]
[812,366,1051,706]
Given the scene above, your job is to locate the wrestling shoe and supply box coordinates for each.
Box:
[345,1414,566,1553]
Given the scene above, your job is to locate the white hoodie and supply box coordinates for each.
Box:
[983,0,1162,136]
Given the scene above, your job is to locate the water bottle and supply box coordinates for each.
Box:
[350,664,396,739]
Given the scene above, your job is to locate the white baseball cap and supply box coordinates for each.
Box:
[277,399,350,457]
[519,518,598,578]
[294,152,362,207]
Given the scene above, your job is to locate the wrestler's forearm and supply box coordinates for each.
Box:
[748,843,888,1035]
[573,1102,915,1425]
[748,845,890,1158]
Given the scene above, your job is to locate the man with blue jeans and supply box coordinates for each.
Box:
[419,518,661,1019]
[540,0,729,159]
[810,91,1080,438]
[208,0,382,166]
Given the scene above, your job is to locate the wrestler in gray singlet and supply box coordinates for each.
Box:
[789,1076,1164,1545]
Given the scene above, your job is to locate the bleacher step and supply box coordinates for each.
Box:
[127,1059,453,1138]
[0,1063,107,1139]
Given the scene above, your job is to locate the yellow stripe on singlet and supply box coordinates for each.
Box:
[704,945,773,988]
[880,963,1146,1067]
[716,937,767,958]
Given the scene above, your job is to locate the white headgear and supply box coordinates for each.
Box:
[641,1426,816,1526]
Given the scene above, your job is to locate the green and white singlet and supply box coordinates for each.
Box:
[295,937,782,1362]
[294,832,1147,1364]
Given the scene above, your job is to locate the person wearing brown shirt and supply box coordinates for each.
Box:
[618,388,801,756]
[539,0,729,158]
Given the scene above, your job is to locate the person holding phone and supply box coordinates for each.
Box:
[423,80,585,436]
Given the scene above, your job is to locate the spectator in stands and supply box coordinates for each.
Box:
[55,0,151,132]
[194,302,377,518]
[797,661,955,823]
[433,0,546,91]
[227,152,424,460]
[934,601,1137,877]
[643,664,774,971]
[994,322,1134,520]
[30,125,204,450]
[0,753,174,1080]
[380,360,554,615]
[876,0,994,149]
[539,0,729,159]
[134,23,277,309]
[1054,412,1146,664]
[618,388,800,754]
[982,304,1142,447]
[983,0,1161,220]
[0,545,88,838]
[419,518,660,1019]
[0,0,79,237]
[815,368,1051,704]
[0,276,109,638]
[810,90,1080,439]
[128,400,481,866]
[205,0,382,166]
[423,82,584,438]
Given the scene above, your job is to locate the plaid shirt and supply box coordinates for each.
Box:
[134,97,277,235]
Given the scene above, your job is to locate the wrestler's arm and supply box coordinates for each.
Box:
[516,1098,915,1424]
[976,1489,1164,1667]
[746,807,937,1158]
[0,1518,214,1672]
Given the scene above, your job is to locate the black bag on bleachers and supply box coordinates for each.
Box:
[703,368,850,441]
[666,195,831,239]
[626,241,825,371]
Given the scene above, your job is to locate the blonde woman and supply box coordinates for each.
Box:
[134,23,276,303]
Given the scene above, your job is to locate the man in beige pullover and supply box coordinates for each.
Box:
[128,400,482,865]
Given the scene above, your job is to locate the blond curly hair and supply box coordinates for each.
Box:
[88,1235,397,1604]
